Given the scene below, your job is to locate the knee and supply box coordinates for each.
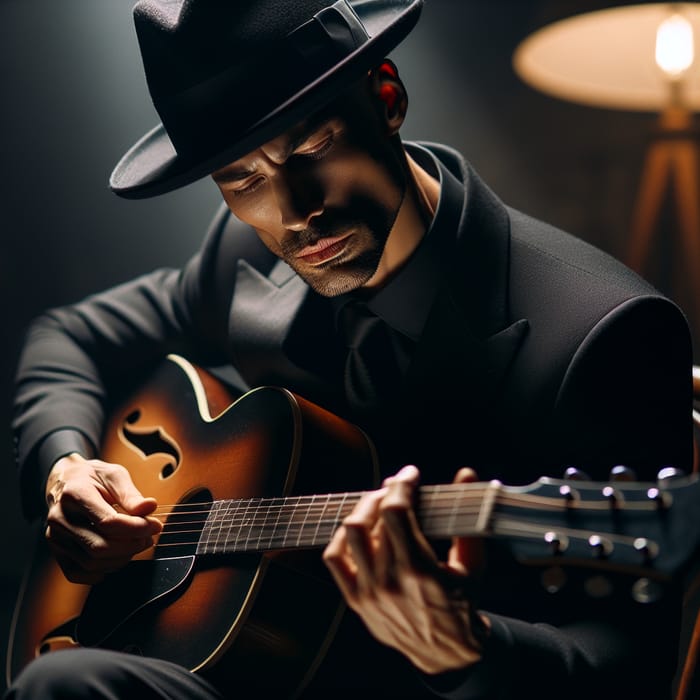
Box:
[7,649,119,699]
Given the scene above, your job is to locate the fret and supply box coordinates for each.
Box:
[311,494,330,546]
[198,500,223,555]
[447,484,460,536]
[243,498,262,551]
[220,499,236,553]
[217,499,236,554]
[259,496,274,550]
[284,497,298,547]
[328,492,349,542]
[233,497,255,552]
[214,500,231,554]
[266,496,285,549]
[419,484,442,538]
[279,498,296,549]
[295,495,315,547]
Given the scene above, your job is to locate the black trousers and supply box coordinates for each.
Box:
[4,649,225,700]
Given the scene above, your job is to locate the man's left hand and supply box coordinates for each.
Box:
[323,464,490,674]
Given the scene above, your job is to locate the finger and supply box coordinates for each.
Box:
[46,524,153,584]
[373,516,396,589]
[50,544,137,584]
[382,463,420,488]
[96,463,160,518]
[380,466,436,570]
[61,497,161,540]
[57,482,161,538]
[47,517,155,561]
[342,490,385,591]
[324,524,359,601]
[448,467,484,575]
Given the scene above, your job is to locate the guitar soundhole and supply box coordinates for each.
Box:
[156,489,212,558]
[125,410,140,424]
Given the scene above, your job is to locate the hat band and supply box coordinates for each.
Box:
[157,0,370,159]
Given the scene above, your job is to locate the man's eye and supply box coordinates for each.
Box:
[297,134,335,160]
[231,177,265,196]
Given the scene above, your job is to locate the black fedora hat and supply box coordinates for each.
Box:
[110,0,423,199]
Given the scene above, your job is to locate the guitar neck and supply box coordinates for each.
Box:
[154,473,700,583]
[195,482,502,555]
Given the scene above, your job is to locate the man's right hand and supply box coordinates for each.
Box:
[45,453,162,584]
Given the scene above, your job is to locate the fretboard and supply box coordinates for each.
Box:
[196,482,502,555]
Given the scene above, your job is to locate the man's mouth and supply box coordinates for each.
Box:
[295,232,353,266]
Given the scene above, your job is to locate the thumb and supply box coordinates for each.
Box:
[447,467,484,575]
[104,466,158,517]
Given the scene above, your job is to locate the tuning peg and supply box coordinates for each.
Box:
[564,467,591,481]
[632,578,663,604]
[588,534,613,559]
[657,466,686,482]
[610,465,636,481]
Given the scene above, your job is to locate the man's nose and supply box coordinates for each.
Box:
[274,177,324,231]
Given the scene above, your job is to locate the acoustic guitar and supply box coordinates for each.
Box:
[7,354,700,696]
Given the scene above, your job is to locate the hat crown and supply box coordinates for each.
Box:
[133,0,340,99]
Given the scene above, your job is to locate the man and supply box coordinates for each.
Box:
[5,0,694,698]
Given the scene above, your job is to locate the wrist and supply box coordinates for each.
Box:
[46,452,86,505]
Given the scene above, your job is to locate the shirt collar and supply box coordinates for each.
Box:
[333,142,466,341]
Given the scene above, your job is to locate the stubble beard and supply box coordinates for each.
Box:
[279,192,404,297]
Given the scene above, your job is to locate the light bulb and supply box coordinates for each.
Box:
[656,12,694,78]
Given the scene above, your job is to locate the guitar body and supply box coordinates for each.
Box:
[7,355,378,695]
[10,357,700,696]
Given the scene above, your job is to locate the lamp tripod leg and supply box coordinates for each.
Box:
[627,140,673,276]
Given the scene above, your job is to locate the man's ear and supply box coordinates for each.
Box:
[369,59,408,135]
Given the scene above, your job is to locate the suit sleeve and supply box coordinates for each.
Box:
[12,205,239,520]
[424,293,694,699]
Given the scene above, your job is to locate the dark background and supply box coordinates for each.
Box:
[2,0,698,692]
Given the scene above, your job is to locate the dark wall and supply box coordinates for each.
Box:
[2,0,697,690]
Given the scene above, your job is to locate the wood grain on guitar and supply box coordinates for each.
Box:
[7,354,700,697]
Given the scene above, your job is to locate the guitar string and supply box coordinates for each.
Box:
[148,515,652,553]
[149,499,661,549]
[149,482,667,514]
[134,485,667,551]
[147,488,664,525]
[152,507,489,539]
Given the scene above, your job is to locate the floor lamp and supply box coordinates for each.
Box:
[513,6,700,699]
[513,2,700,321]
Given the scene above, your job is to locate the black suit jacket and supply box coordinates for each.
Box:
[12,143,694,698]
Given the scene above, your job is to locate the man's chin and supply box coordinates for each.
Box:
[301,265,378,297]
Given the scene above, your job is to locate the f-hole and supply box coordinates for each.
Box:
[121,409,180,479]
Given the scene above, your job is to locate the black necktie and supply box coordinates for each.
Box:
[338,301,401,412]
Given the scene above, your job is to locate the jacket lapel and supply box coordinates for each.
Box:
[405,155,529,405]
[229,258,308,384]
[229,258,344,404]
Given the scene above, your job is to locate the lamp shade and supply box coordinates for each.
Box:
[513,3,700,112]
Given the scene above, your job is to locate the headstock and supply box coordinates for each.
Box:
[494,467,700,603]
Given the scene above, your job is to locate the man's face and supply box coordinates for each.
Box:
[212,86,406,297]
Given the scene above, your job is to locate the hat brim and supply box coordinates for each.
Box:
[110,0,423,199]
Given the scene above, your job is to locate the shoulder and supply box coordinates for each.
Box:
[508,207,657,307]
[505,206,685,337]
[504,206,691,406]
